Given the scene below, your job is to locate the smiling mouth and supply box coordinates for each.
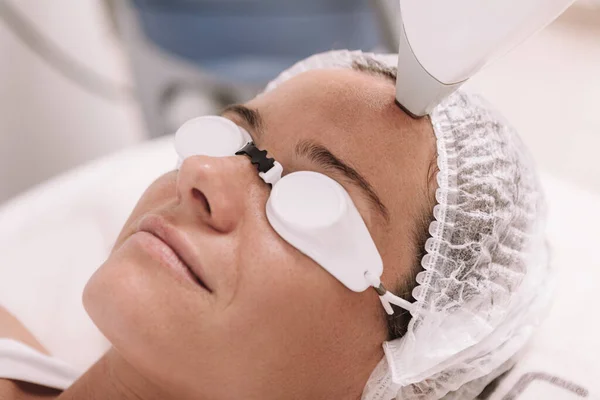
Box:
[173,254,210,291]
[137,215,212,293]
[145,231,210,291]
[184,264,209,290]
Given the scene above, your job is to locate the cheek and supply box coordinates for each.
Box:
[83,232,226,397]
[215,229,387,397]
[83,232,210,350]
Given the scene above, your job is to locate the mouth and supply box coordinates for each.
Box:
[137,214,212,293]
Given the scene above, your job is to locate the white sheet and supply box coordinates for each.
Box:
[0,339,78,390]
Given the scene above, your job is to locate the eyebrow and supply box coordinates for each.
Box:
[222,104,390,224]
[296,140,390,223]
[222,104,264,138]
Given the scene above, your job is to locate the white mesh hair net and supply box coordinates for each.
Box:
[263,50,552,400]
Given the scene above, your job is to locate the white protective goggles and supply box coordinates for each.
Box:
[175,116,414,315]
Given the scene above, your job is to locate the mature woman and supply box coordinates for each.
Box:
[0,51,550,400]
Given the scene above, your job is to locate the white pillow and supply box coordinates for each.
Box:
[0,135,176,371]
[484,175,600,399]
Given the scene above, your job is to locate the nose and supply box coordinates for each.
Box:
[176,155,259,233]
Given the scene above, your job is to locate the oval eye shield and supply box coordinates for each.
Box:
[175,116,415,315]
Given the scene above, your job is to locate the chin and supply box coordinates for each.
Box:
[83,251,157,346]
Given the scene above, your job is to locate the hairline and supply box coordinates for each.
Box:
[350,56,437,339]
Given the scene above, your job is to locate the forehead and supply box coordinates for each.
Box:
[251,69,397,132]
[247,69,434,201]
[248,68,431,155]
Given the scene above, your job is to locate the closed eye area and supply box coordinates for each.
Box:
[222,104,390,225]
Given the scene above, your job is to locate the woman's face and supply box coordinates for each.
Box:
[84,68,436,400]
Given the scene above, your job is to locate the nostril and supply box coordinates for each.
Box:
[192,188,211,214]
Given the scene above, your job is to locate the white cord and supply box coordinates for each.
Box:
[379,296,394,315]
[381,291,415,313]
[364,271,415,315]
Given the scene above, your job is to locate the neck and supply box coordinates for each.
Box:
[57,348,166,400]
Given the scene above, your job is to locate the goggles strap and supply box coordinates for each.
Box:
[364,272,415,315]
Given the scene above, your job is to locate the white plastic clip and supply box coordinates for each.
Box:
[259,161,283,185]
[364,271,415,315]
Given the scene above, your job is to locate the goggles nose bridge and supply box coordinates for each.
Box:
[235,142,283,185]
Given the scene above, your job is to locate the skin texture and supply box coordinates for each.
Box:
[3,67,436,400]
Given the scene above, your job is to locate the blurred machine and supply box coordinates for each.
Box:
[108,0,389,138]
[109,0,578,135]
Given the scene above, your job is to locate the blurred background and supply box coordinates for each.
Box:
[0,0,598,204]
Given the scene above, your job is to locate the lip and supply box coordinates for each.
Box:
[137,214,213,293]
